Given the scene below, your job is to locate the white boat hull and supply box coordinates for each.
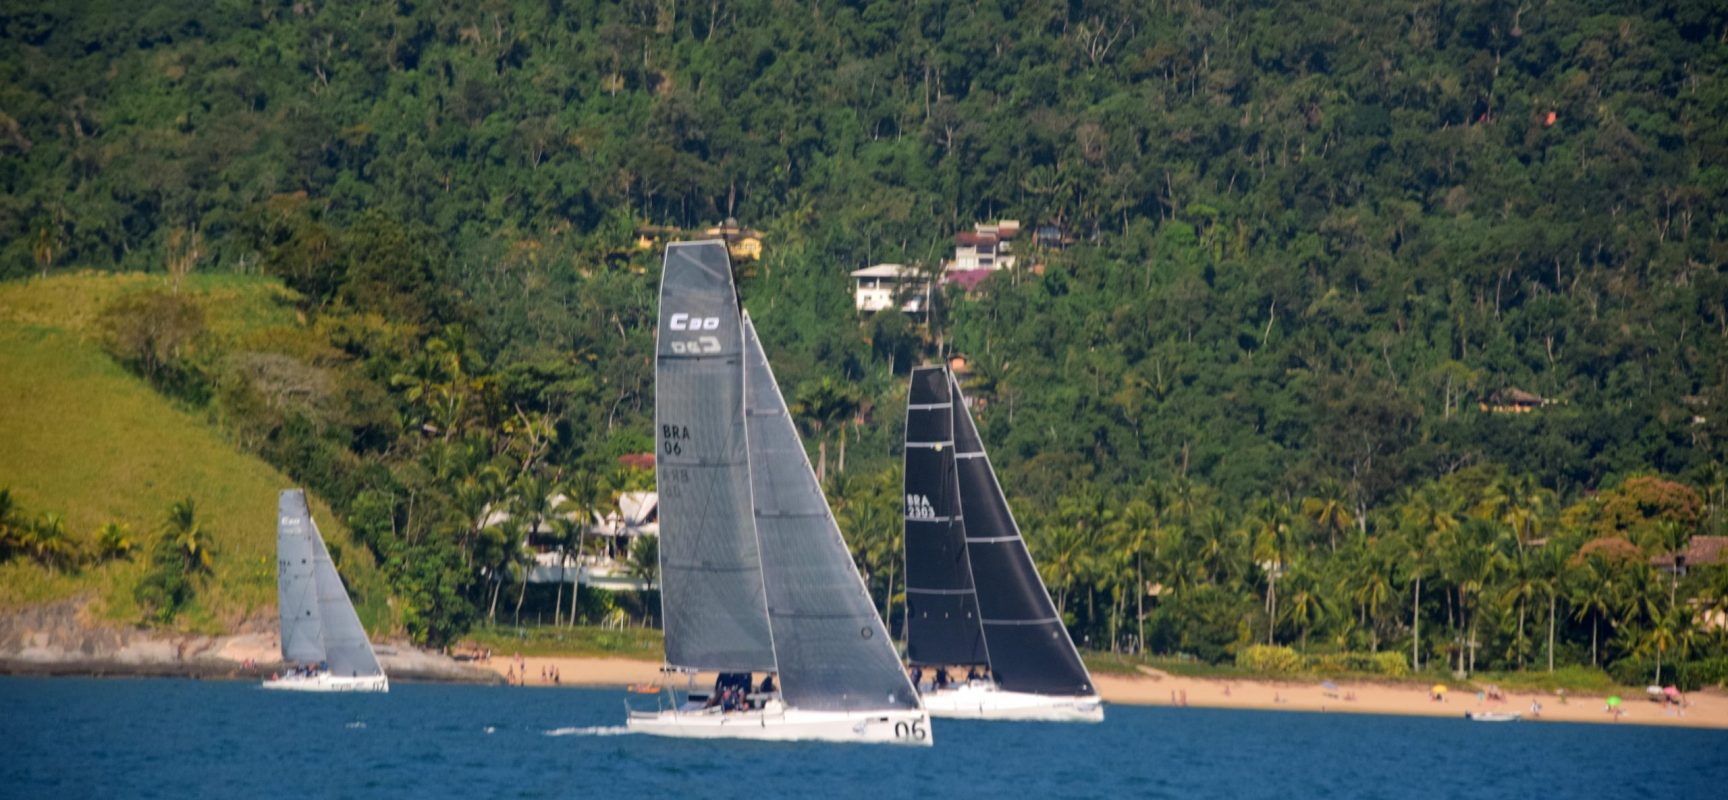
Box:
[262,673,389,693]
[627,702,932,746]
[921,683,1103,722]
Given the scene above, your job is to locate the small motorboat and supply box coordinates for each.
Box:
[1465,711,1521,722]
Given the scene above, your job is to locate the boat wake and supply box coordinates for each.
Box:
[543,725,635,737]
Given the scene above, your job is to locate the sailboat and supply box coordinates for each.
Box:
[263,489,389,693]
[626,241,929,745]
[902,365,1102,722]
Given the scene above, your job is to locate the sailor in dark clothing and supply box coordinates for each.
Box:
[759,673,776,695]
[935,667,951,690]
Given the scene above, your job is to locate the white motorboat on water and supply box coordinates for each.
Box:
[263,489,389,693]
[900,366,1103,723]
[625,241,929,745]
[1465,711,1521,722]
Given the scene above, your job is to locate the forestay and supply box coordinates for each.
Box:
[743,317,920,712]
[277,490,325,665]
[654,241,776,673]
[949,372,1095,697]
[902,366,988,666]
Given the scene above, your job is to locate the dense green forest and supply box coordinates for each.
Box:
[3,0,1726,684]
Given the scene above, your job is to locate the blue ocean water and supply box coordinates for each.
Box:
[1,677,1722,799]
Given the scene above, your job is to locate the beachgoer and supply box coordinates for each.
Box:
[1179,690,1188,707]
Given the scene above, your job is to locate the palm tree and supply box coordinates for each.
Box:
[1280,558,1326,651]
[24,513,83,573]
[1396,485,1457,671]
[0,488,21,560]
[1301,482,1355,553]
[96,521,138,562]
[161,498,213,575]
[1115,498,1162,654]
[1569,552,1617,666]
[509,473,557,626]
[559,471,615,628]
[1248,498,1296,645]
[791,377,861,483]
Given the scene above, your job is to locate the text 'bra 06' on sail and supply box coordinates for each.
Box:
[901,365,1101,721]
[626,240,929,745]
[264,489,388,692]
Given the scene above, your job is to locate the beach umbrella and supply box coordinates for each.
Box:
[1606,695,1622,707]
[1646,685,1664,698]
[1664,686,1680,697]
[1321,680,1339,690]
[1431,684,1448,695]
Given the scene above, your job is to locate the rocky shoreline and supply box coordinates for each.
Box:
[0,599,498,685]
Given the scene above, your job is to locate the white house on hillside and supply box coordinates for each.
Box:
[851,264,930,313]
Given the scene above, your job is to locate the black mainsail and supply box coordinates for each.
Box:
[902,366,1095,696]
[902,367,988,666]
[654,241,776,673]
[743,317,920,712]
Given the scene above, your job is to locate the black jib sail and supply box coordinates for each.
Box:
[901,366,988,666]
[946,369,1095,696]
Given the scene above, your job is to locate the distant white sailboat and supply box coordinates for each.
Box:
[263,489,388,693]
[901,366,1102,722]
[625,241,929,745]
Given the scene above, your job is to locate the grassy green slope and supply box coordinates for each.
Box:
[0,272,392,635]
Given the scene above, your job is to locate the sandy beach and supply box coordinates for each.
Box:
[479,654,1728,729]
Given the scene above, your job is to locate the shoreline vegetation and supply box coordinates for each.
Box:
[5,1,1728,718]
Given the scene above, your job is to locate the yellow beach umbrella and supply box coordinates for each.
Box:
[1432,684,1448,695]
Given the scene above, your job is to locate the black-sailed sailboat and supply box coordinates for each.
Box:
[625,240,930,744]
[902,365,1102,721]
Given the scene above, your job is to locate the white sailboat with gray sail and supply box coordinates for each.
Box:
[626,240,929,744]
[263,489,388,693]
[902,365,1101,721]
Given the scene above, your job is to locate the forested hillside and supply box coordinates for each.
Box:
[2,1,1725,682]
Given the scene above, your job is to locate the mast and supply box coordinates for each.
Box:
[948,370,1095,696]
[653,241,776,673]
[902,366,988,666]
[742,316,920,712]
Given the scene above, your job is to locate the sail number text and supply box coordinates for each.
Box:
[661,423,691,457]
[667,313,721,354]
[893,719,927,741]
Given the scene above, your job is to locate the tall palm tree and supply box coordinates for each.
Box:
[1566,556,1619,666]
[559,471,614,628]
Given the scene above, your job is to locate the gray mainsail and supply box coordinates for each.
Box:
[902,366,988,666]
[308,515,384,677]
[742,316,920,712]
[948,371,1095,696]
[277,490,324,664]
[654,241,776,672]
